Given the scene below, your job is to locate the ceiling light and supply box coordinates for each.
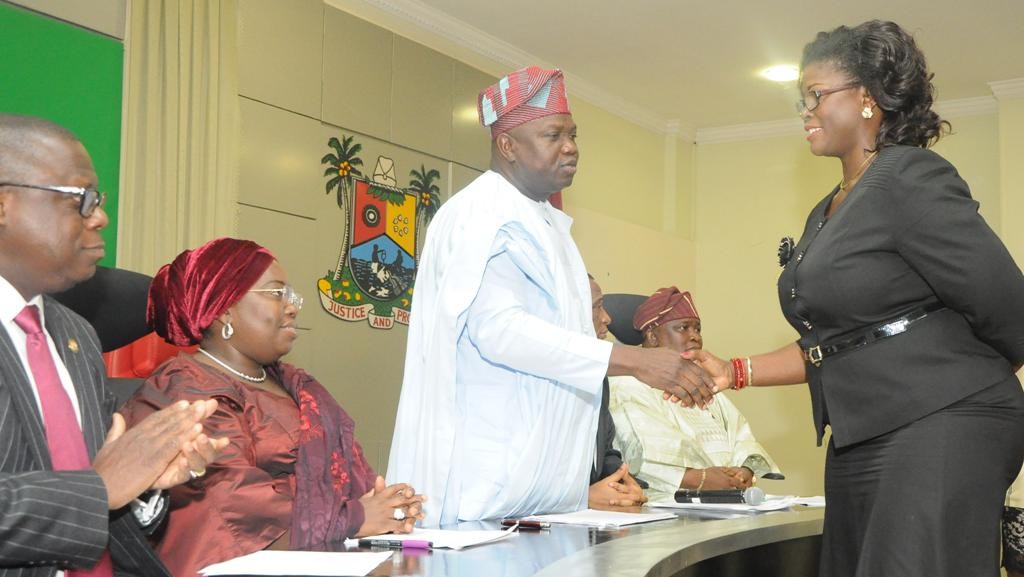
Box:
[456,106,479,123]
[760,65,799,82]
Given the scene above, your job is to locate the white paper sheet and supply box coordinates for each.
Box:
[523,508,676,527]
[345,527,516,550]
[793,495,826,507]
[648,494,826,512]
[198,550,392,576]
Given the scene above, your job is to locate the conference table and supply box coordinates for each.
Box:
[358,506,824,577]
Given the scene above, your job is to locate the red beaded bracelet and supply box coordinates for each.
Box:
[730,357,747,390]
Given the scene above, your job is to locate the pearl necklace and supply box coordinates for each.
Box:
[839,150,878,192]
[197,348,267,383]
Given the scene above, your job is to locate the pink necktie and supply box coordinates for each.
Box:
[15,305,114,577]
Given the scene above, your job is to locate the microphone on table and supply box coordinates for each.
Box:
[674,486,765,505]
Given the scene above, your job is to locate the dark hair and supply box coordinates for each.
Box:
[800,20,950,149]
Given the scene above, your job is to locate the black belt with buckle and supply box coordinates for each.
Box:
[802,302,947,367]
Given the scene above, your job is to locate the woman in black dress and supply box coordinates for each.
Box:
[694,20,1024,577]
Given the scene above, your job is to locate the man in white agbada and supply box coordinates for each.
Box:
[609,287,783,503]
[387,67,717,526]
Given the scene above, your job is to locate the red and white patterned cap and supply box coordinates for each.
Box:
[478,66,570,139]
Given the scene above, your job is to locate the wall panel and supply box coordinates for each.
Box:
[238,0,323,117]
[322,7,393,140]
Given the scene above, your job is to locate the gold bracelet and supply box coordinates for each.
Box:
[745,357,754,388]
[696,468,707,492]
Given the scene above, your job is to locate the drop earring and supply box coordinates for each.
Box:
[221,321,234,340]
[862,106,874,119]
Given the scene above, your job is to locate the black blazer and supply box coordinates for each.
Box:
[779,146,1024,447]
[591,377,623,484]
[0,297,170,577]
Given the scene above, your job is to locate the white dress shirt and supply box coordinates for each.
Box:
[0,274,83,425]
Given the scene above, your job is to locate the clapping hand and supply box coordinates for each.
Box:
[95,399,226,509]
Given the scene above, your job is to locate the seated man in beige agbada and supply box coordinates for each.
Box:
[608,287,782,503]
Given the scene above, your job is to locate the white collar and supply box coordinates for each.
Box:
[0,274,45,327]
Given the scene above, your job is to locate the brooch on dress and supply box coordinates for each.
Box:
[777,236,795,267]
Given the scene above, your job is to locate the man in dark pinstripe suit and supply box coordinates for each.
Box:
[0,115,225,577]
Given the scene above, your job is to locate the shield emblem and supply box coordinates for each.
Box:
[347,178,416,301]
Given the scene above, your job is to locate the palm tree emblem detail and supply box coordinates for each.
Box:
[408,164,441,264]
[322,135,364,280]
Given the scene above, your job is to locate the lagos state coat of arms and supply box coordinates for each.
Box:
[317,134,442,329]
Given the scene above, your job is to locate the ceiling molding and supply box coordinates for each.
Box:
[933,96,997,118]
[696,118,804,145]
[337,0,683,136]
[696,95,999,146]
[990,78,1024,100]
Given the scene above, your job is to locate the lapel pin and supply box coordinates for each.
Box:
[67,339,79,353]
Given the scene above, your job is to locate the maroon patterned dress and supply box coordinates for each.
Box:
[121,355,376,577]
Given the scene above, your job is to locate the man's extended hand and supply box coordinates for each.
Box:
[94,399,222,509]
[588,464,648,508]
[611,346,717,408]
[660,349,733,404]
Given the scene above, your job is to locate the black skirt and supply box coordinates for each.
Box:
[1006,505,1024,573]
[820,374,1024,577]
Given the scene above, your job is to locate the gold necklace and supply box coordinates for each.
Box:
[839,150,878,192]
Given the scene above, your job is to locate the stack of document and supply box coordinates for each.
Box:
[523,509,676,527]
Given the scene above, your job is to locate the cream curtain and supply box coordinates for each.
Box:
[118,0,239,274]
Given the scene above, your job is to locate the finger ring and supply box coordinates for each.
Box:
[189,468,206,480]
[393,507,406,520]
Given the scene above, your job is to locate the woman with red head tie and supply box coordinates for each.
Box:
[122,237,424,576]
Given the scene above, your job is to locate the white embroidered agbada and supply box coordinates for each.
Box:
[387,170,612,526]
[609,375,782,503]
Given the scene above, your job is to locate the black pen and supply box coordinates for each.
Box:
[358,538,433,549]
[500,519,551,530]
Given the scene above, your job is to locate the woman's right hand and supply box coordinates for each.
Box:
[684,349,733,391]
[356,476,426,537]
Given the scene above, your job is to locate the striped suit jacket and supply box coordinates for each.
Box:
[0,297,169,577]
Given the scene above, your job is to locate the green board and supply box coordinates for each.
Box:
[0,2,122,266]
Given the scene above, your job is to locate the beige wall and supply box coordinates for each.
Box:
[998,97,1024,262]
[565,99,698,295]
[931,113,1001,228]
[9,0,125,38]
[232,0,703,472]
[694,134,831,496]
[235,0,493,470]
[232,0,1021,493]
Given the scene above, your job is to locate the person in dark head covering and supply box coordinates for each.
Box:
[122,237,425,577]
[608,287,781,503]
[633,287,702,353]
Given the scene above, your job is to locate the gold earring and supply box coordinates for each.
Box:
[862,106,874,119]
